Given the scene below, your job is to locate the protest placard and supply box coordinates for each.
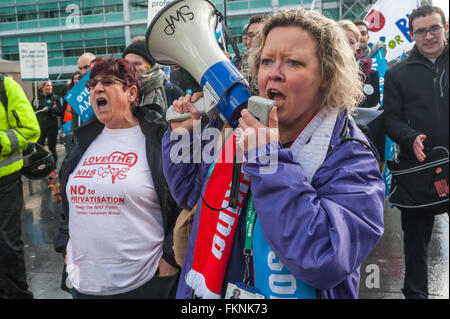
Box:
[65,71,95,123]
[364,0,419,62]
[18,42,49,81]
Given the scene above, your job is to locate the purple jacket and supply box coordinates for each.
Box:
[162,112,384,299]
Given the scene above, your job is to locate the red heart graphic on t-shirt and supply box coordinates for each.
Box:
[97,152,138,183]
[107,152,138,167]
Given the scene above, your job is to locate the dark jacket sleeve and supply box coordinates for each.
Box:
[53,215,69,255]
[49,95,63,116]
[160,164,182,269]
[383,67,422,154]
[53,134,82,255]
[360,69,380,109]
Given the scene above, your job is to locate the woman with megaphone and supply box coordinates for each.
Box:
[53,57,181,298]
[162,8,385,299]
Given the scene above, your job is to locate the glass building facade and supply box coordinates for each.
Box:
[0,0,375,93]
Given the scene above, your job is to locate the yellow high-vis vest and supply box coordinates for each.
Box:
[0,75,40,179]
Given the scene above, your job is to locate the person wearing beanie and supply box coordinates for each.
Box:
[123,39,168,110]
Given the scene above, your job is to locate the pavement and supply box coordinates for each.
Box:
[19,143,449,299]
[359,200,449,299]
[21,143,71,299]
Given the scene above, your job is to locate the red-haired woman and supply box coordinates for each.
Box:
[54,57,181,298]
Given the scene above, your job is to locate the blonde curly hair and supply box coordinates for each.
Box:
[339,19,361,44]
[249,9,364,114]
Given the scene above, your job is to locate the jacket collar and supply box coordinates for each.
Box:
[407,43,449,66]
[39,91,54,99]
[331,110,348,144]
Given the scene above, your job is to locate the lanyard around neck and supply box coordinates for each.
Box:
[244,191,256,255]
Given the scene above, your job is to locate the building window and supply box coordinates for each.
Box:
[82,6,104,16]
[93,46,107,55]
[129,0,147,12]
[0,7,16,23]
[38,10,60,19]
[107,45,125,55]
[341,0,372,20]
[17,5,37,21]
[104,4,123,14]
[0,14,17,23]
[3,53,19,61]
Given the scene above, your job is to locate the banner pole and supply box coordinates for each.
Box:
[33,81,38,109]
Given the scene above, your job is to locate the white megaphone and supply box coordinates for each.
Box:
[145,0,273,126]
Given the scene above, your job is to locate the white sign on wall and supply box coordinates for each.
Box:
[18,42,49,81]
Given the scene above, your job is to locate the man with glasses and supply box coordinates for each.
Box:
[383,5,449,299]
[71,52,96,130]
[239,14,264,94]
[244,15,263,50]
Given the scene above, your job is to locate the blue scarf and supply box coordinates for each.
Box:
[251,108,339,299]
[252,219,317,299]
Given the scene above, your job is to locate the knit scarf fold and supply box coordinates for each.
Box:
[186,131,251,299]
[139,64,168,109]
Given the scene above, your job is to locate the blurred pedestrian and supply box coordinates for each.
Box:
[242,24,248,48]
[61,71,82,131]
[170,65,201,94]
[33,80,62,170]
[240,14,264,94]
[77,52,96,77]
[339,20,384,162]
[354,20,371,59]
[0,74,40,299]
[72,53,96,130]
[123,38,169,110]
[53,57,181,298]
[123,36,184,108]
[383,4,449,299]
[163,8,384,299]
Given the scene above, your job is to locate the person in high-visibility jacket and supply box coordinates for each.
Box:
[0,74,40,299]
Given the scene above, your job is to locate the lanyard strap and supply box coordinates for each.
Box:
[244,192,256,254]
[242,191,256,285]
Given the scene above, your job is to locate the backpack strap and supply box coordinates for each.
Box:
[0,74,8,112]
[339,115,380,161]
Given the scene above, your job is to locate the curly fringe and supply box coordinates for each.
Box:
[248,8,364,115]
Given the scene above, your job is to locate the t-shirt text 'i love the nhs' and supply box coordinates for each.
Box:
[74,151,137,184]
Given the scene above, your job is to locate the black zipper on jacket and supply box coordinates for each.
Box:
[12,110,22,128]
[433,66,440,138]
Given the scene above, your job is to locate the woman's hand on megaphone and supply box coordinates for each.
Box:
[171,92,203,132]
[238,107,279,152]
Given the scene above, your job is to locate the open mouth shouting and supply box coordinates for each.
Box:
[95,97,108,112]
[267,88,286,107]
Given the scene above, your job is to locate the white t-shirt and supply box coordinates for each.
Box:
[66,125,164,295]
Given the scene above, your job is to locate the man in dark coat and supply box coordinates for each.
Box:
[383,5,449,299]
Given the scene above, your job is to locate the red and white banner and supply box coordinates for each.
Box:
[364,0,419,61]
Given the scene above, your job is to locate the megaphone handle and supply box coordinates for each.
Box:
[165,98,206,122]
